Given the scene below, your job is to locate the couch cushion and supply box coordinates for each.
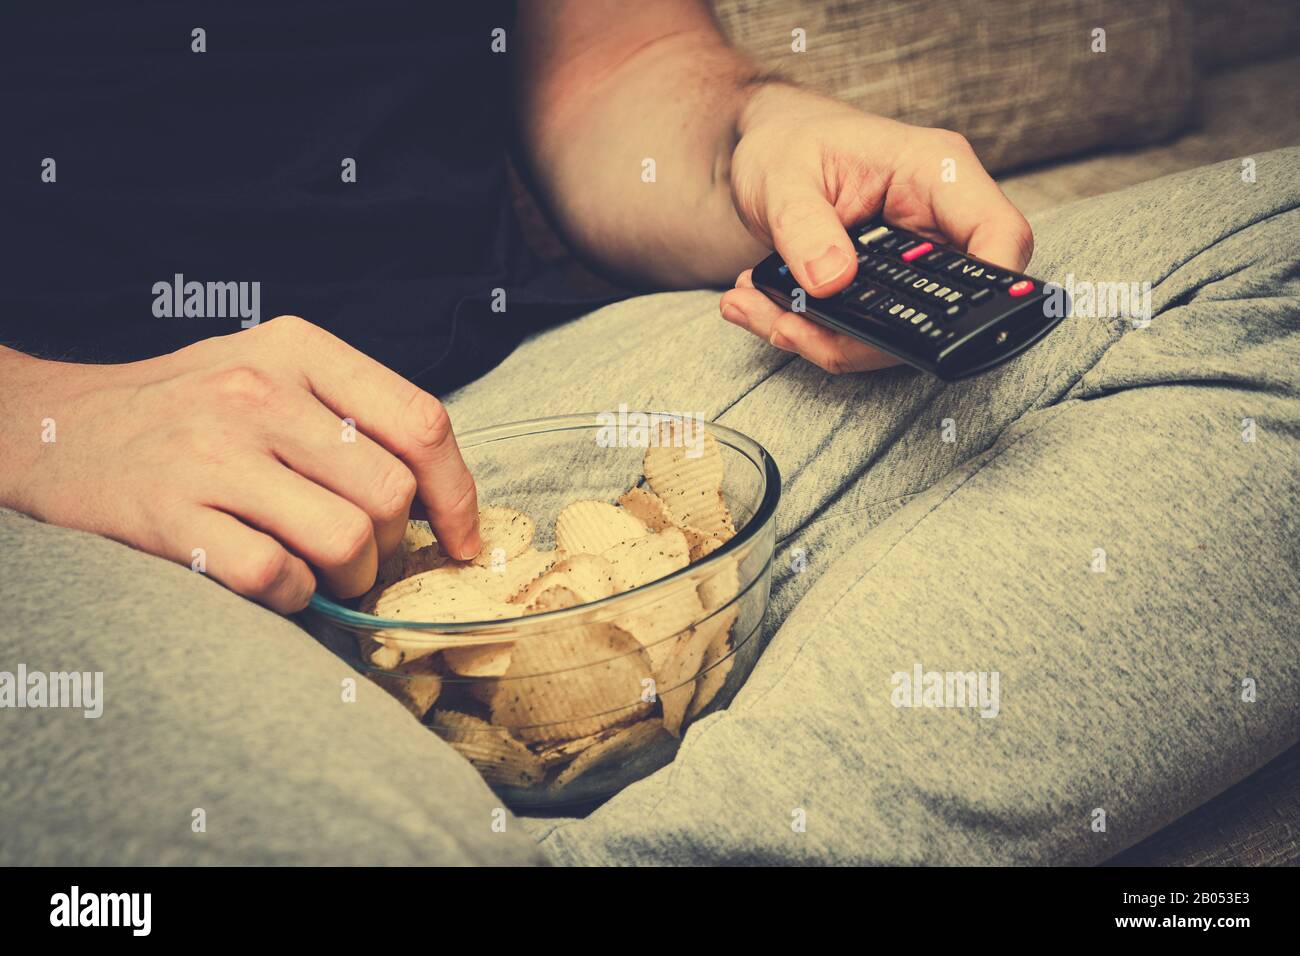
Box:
[712,0,1196,173]
[1192,0,1300,69]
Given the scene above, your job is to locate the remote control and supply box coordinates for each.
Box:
[751,221,1068,380]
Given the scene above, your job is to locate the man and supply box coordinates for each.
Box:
[1,1,1295,865]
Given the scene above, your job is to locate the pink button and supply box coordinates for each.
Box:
[901,242,933,262]
[1008,279,1035,297]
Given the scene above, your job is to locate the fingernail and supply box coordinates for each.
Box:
[460,528,482,561]
[803,246,853,287]
[720,303,748,328]
[769,328,792,351]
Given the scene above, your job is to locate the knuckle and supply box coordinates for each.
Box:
[373,462,417,522]
[320,509,374,567]
[402,389,453,453]
[934,128,972,152]
[237,545,292,598]
[209,364,278,409]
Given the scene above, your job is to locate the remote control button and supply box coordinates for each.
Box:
[927,326,944,339]
[944,290,964,304]
[944,303,966,319]
[887,302,907,318]
[970,288,994,304]
[875,234,902,251]
[901,241,933,262]
[912,310,929,326]
[909,311,926,325]
[918,320,935,333]
[870,296,897,317]
[857,226,892,246]
[855,287,883,308]
[899,307,916,321]
[920,250,956,268]
[1008,280,1035,297]
[922,280,941,295]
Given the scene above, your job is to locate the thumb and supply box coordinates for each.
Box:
[766,183,857,297]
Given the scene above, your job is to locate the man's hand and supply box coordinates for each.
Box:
[720,84,1034,374]
[0,316,481,612]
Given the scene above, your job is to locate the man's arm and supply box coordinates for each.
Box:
[515,0,1034,374]
[514,0,766,288]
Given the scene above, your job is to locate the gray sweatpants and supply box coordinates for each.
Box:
[2,150,1297,865]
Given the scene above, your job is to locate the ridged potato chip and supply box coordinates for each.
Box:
[555,500,648,555]
[516,553,620,607]
[370,655,443,719]
[486,623,653,743]
[686,604,740,720]
[442,642,513,678]
[654,624,715,737]
[552,719,671,790]
[433,710,546,788]
[643,422,733,537]
[470,505,535,567]
[618,486,717,558]
[600,528,690,591]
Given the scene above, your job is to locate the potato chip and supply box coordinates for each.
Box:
[516,553,620,607]
[619,486,717,557]
[600,528,690,591]
[654,624,715,737]
[470,505,535,567]
[365,573,523,666]
[643,422,733,537]
[433,710,546,788]
[555,499,648,556]
[442,642,513,678]
[487,623,653,743]
[614,579,705,670]
[370,655,443,719]
[695,551,741,613]
[686,604,740,720]
[552,719,670,790]
[438,548,557,604]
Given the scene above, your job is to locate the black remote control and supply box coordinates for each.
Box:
[751,221,1068,380]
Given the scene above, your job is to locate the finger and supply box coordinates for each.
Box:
[260,316,481,560]
[270,391,416,560]
[165,506,317,613]
[764,181,858,297]
[721,285,899,374]
[920,136,1034,271]
[205,454,379,599]
[769,312,900,374]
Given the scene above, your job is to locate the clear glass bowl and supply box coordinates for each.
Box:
[307,412,780,809]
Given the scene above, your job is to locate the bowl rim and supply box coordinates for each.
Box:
[308,411,781,635]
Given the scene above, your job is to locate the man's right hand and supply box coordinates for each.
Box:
[0,315,481,613]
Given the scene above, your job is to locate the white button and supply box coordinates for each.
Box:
[857,226,892,246]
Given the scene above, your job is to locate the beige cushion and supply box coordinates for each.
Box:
[711,0,1196,173]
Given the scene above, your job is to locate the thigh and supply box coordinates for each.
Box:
[0,509,545,865]
[532,149,1300,864]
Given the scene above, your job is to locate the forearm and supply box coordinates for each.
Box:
[516,6,770,288]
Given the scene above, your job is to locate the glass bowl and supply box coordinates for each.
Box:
[307,412,780,810]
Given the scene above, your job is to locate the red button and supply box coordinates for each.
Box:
[901,242,933,262]
[1008,279,1035,297]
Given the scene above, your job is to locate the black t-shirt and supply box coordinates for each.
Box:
[0,2,607,392]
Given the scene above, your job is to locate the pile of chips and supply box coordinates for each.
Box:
[354,422,744,793]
